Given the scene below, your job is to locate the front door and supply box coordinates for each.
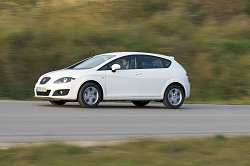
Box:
[104,55,141,99]
[105,69,141,99]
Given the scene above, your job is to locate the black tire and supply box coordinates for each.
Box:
[49,101,67,105]
[163,85,184,109]
[78,83,102,108]
[132,101,149,107]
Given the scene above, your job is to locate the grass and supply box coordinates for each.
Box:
[0,136,250,166]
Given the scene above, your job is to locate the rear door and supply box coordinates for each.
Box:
[139,55,172,98]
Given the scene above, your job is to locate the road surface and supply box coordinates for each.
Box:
[0,101,250,143]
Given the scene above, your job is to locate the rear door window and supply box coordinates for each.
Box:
[140,55,163,69]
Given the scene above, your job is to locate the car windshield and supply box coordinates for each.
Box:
[69,55,116,69]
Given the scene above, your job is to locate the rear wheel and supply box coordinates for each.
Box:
[163,85,184,109]
[49,101,67,105]
[78,83,102,108]
[132,101,149,107]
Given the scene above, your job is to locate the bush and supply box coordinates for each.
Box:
[245,0,250,15]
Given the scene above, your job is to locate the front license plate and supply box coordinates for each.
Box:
[36,87,47,92]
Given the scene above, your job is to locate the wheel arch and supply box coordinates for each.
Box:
[162,79,187,99]
[166,82,185,98]
[77,80,104,101]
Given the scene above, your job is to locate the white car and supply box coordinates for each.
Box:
[34,52,190,109]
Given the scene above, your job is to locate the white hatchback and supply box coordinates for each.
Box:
[34,52,190,109]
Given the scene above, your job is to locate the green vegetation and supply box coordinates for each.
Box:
[0,0,250,103]
[0,136,250,165]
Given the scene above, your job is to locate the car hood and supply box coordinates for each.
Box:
[42,69,89,78]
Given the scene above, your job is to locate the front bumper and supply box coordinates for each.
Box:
[34,81,78,101]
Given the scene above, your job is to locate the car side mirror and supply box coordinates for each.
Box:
[111,64,121,72]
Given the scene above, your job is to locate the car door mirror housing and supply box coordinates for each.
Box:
[111,64,121,72]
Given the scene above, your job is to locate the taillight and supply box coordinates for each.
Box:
[186,72,188,76]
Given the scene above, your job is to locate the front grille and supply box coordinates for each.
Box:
[37,90,51,96]
[40,77,51,85]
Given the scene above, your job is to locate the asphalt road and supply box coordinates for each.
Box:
[0,101,250,143]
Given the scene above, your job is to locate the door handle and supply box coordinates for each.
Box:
[135,72,141,75]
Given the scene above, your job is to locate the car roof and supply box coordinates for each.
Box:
[99,52,174,60]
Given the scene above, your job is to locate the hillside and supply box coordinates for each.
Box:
[0,0,250,103]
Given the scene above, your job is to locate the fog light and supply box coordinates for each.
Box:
[53,89,70,96]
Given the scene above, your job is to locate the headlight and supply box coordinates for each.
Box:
[54,77,75,84]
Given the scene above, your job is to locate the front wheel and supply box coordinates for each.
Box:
[132,101,149,107]
[163,85,184,109]
[78,83,102,108]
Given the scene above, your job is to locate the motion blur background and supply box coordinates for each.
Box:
[0,0,250,103]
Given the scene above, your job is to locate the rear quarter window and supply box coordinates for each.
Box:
[162,59,171,68]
